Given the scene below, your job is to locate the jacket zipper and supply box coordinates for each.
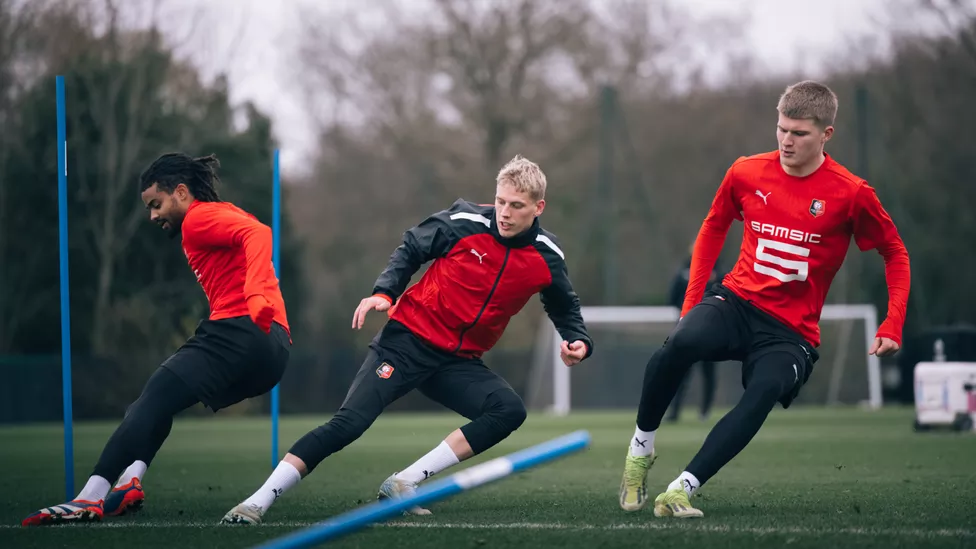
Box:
[453,248,510,353]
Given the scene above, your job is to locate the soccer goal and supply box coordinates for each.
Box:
[527,304,882,416]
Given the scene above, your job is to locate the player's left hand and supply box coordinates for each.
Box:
[247,294,276,334]
[560,340,588,366]
[869,337,900,357]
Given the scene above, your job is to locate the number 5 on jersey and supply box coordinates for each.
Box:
[754,238,810,282]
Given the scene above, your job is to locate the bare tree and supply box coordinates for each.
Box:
[0,0,62,351]
[60,1,166,354]
[52,0,240,355]
[285,0,743,350]
[916,0,976,64]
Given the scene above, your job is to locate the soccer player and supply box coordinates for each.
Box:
[618,81,910,518]
[22,153,291,526]
[222,155,592,524]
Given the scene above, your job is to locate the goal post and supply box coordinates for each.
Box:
[535,304,881,416]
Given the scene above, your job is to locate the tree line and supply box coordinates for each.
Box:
[2,0,973,417]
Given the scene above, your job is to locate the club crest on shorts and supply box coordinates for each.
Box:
[809,199,826,217]
[376,362,394,379]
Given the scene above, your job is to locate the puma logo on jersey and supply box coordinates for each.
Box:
[755,190,771,205]
[470,249,487,264]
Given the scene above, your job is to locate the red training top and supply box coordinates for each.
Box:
[181,201,289,333]
[683,151,910,347]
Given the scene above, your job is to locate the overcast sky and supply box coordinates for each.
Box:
[139,0,949,175]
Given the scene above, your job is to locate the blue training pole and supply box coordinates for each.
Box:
[271,149,281,468]
[56,75,74,501]
[251,430,591,549]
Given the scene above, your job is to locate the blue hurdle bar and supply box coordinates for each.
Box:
[56,75,75,501]
[271,149,281,468]
[251,430,591,549]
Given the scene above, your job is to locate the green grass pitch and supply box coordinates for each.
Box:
[1,407,975,549]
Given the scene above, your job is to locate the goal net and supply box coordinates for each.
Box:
[526,305,882,415]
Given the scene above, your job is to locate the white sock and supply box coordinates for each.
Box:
[242,461,302,512]
[76,475,111,502]
[396,441,461,484]
[115,460,148,488]
[629,426,655,457]
[667,471,701,498]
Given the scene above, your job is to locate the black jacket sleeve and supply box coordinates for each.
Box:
[537,234,593,359]
[371,201,464,304]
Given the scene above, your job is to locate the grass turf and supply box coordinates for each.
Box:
[1,407,975,549]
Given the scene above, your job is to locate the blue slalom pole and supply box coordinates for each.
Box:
[56,75,74,501]
[251,430,591,549]
[271,149,281,468]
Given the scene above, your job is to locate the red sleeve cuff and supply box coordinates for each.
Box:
[876,331,902,347]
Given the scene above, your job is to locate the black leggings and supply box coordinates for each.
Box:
[684,351,797,485]
[91,367,199,482]
[635,298,807,486]
[288,340,527,473]
[637,306,731,432]
[667,360,717,420]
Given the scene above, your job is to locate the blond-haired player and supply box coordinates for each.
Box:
[223,155,593,524]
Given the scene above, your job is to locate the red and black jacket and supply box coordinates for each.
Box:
[372,199,593,359]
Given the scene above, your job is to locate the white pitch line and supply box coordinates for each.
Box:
[2,521,973,539]
[383,522,976,539]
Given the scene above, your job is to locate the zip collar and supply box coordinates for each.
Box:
[490,215,540,248]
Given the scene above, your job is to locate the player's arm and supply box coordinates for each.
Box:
[538,237,593,365]
[353,201,466,329]
[182,205,277,331]
[370,202,463,305]
[680,165,742,317]
[852,184,911,354]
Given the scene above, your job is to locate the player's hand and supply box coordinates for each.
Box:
[560,340,588,366]
[352,295,392,329]
[246,295,275,334]
[869,337,900,357]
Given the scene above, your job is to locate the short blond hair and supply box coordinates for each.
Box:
[777,80,838,129]
[496,155,546,201]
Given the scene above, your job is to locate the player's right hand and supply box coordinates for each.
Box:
[560,340,588,366]
[246,294,275,334]
[869,336,900,357]
[352,295,392,330]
